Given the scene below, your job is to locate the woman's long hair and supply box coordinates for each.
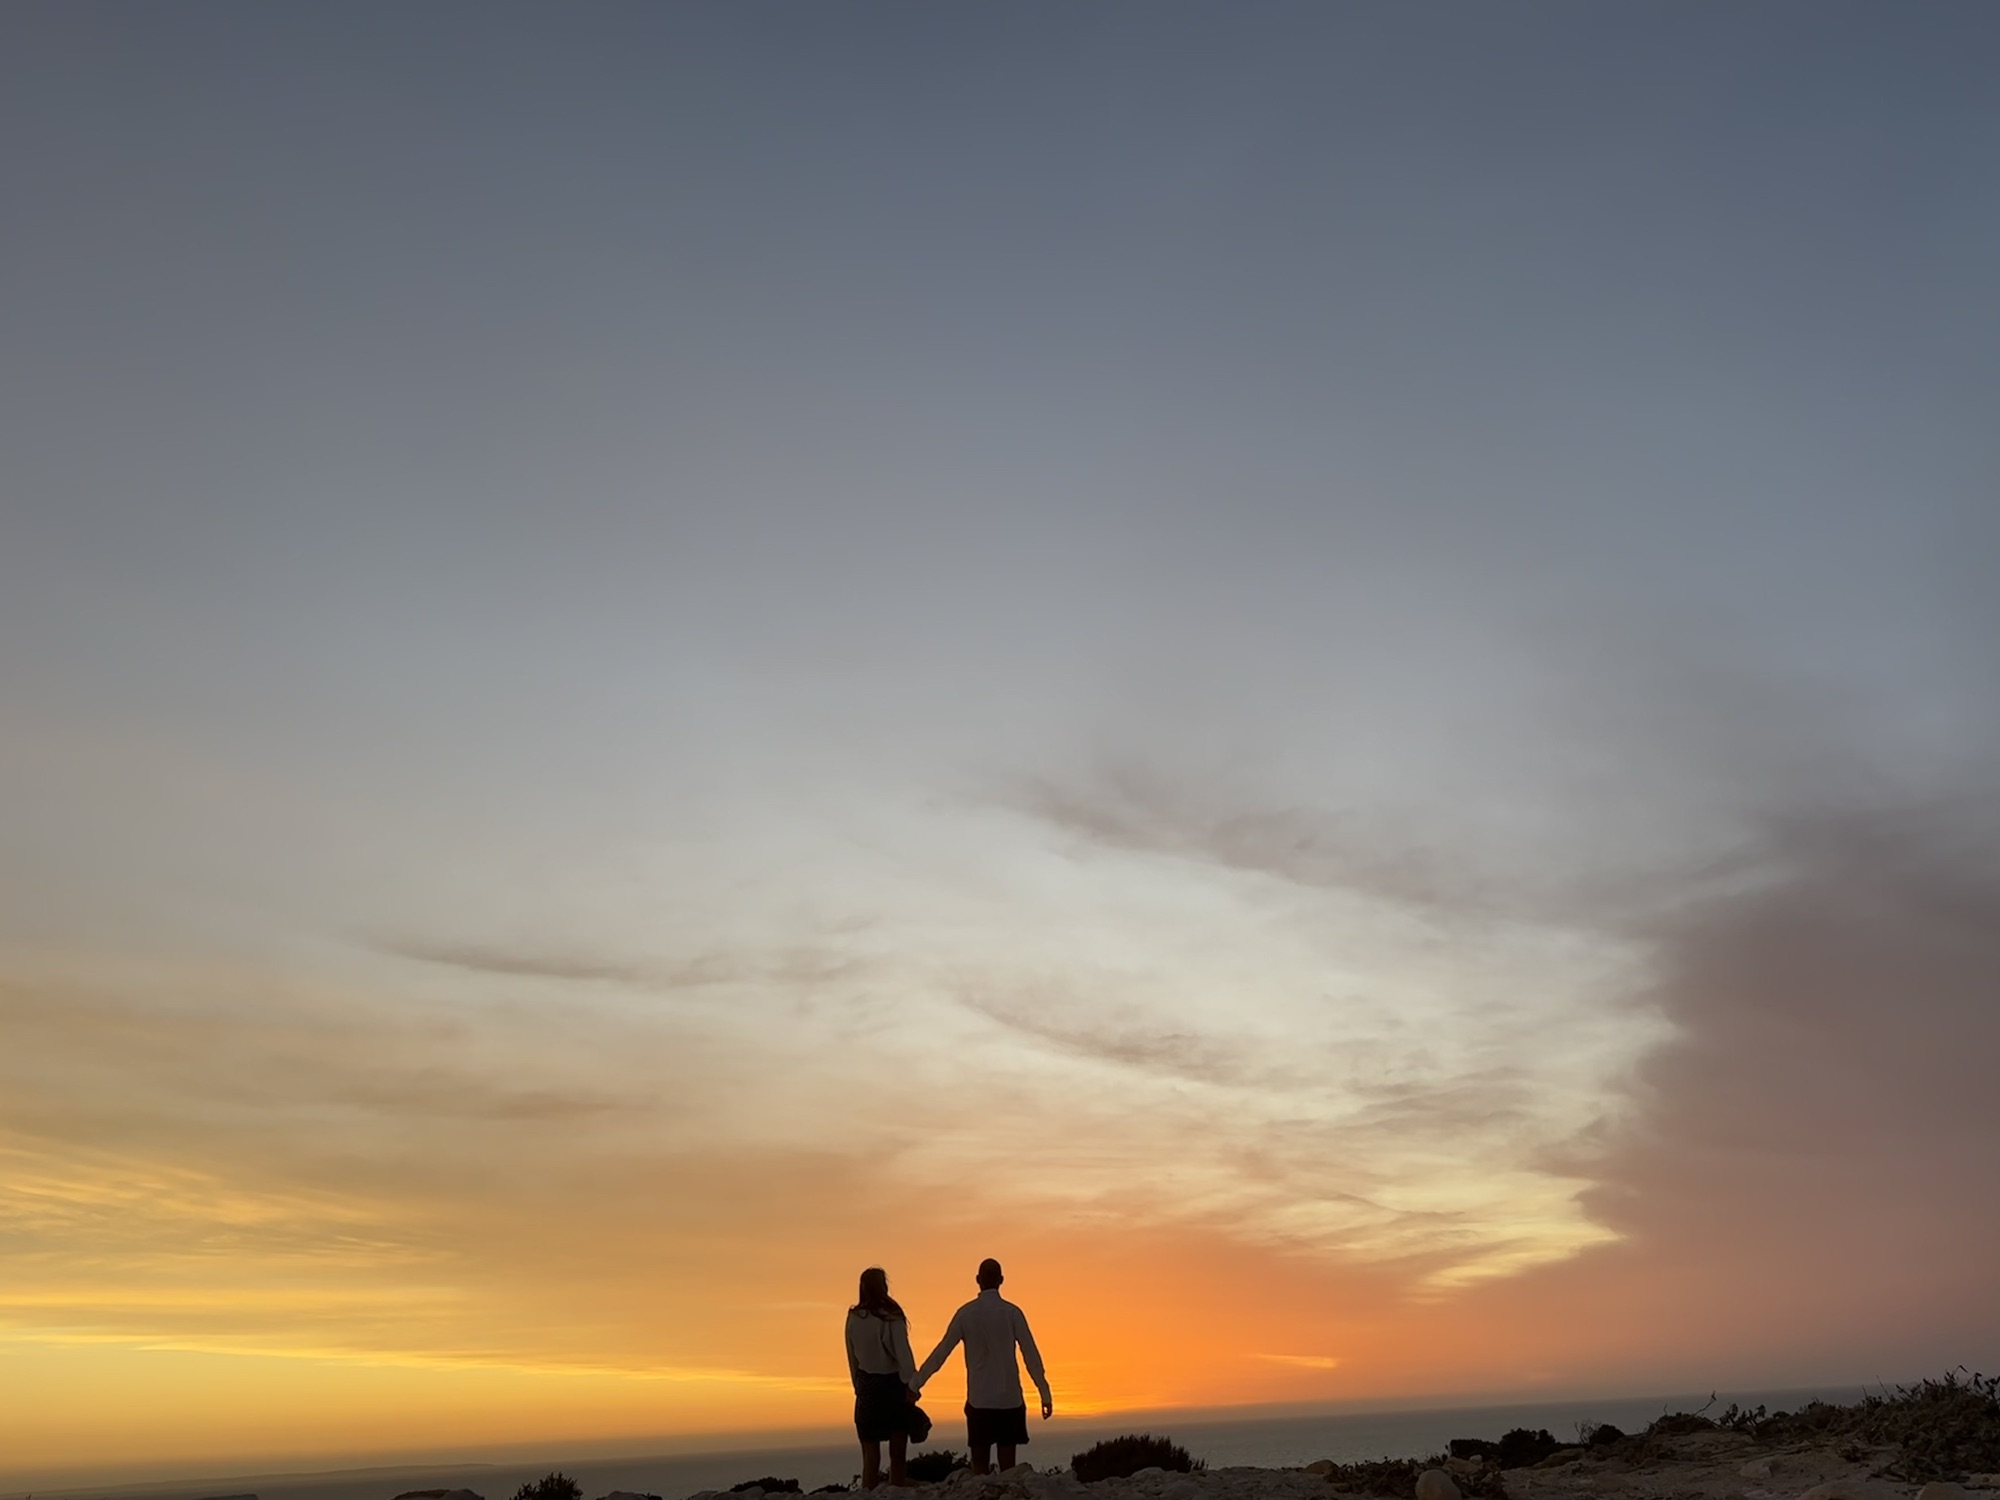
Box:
[851,1266,906,1321]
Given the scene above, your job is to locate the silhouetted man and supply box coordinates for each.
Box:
[913,1258,1052,1475]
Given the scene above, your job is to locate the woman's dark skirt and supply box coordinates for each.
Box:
[854,1371,916,1442]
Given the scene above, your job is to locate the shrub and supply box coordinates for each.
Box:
[905,1451,966,1484]
[512,1476,582,1500]
[1584,1424,1627,1449]
[1447,1440,1496,1462]
[1494,1430,1562,1469]
[1071,1435,1202,1483]
[1720,1371,2000,1481]
[729,1482,800,1494]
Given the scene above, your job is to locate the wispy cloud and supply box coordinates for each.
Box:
[376,938,865,992]
[1002,762,1505,919]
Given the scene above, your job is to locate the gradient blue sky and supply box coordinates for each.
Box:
[2,0,1997,1477]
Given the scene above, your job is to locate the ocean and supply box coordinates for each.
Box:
[6,1385,1873,1500]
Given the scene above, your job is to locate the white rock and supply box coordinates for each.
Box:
[1305,1463,1335,1477]
[1919,1485,1972,1500]
[1414,1470,1461,1500]
[1740,1460,1774,1480]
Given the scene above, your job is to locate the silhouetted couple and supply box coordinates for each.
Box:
[844,1258,1053,1489]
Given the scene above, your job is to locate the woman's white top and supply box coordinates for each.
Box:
[846,1309,918,1386]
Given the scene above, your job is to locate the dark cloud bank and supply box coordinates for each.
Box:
[1547,802,2000,1377]
[1005,755,2000,1378]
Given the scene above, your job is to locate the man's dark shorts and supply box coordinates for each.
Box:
[965,1403,1030,1448]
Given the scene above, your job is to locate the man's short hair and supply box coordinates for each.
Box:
[976,1257,1004,1288]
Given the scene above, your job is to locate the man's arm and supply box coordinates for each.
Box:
[912,1307,965,1391]
[1014,1307,1052,1418]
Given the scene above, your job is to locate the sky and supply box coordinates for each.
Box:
[2,0,1998,1481]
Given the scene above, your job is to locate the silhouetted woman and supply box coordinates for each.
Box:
[846,1267,921,1488]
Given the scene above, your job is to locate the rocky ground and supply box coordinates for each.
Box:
[681,1436,2000,1500]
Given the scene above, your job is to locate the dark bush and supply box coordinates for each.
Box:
[1448,1440,1496,1462]
[905,1452,966,1484]
[1585,1424,1626,1449]
[1494,1430,1562,1469]
[729,1481,799,1494]
[1648,1412,1717,1438]
[511,1476,582,1500]
[1071,1435,1202,1483]
[1722,1372,2000,1481]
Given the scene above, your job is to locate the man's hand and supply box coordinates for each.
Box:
[1041,1396,1053,1420]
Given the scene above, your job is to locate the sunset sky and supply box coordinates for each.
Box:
[3,1,1998,1483]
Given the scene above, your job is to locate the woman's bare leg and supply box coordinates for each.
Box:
[888,1433,911,1485]
[861,1439,883,1489]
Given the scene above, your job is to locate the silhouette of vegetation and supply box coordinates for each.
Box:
[905,1451,967,1484]
[1648,1370,2000,1481]
[728,1482,800,1494]
[1435,1372,2000,1487]
[1070,1435,1203,1483]
[511,1475,582,1500]
[1494,1429,1564,1469]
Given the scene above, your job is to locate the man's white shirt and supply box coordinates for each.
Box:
[914,1288,1050,1411]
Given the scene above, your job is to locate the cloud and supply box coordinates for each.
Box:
[957,988,1272,1087]
[376,937,864,992]
[1454,795,2000,1384]
[1003,762,1505,919]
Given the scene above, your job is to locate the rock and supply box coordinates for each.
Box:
[1415,1470,1461,1500]
[1533,1450,1585,1470]
[1919,1486,1973,1500]
[1305,1463,1335,1477]
[396,1492,485,1500]
[1800,1482,1899,1500]
[1445,1460,1482,1478]
[598,1493,662,1500]
[1968,1481,2000,1492]
[1740,1461,1774,1480]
